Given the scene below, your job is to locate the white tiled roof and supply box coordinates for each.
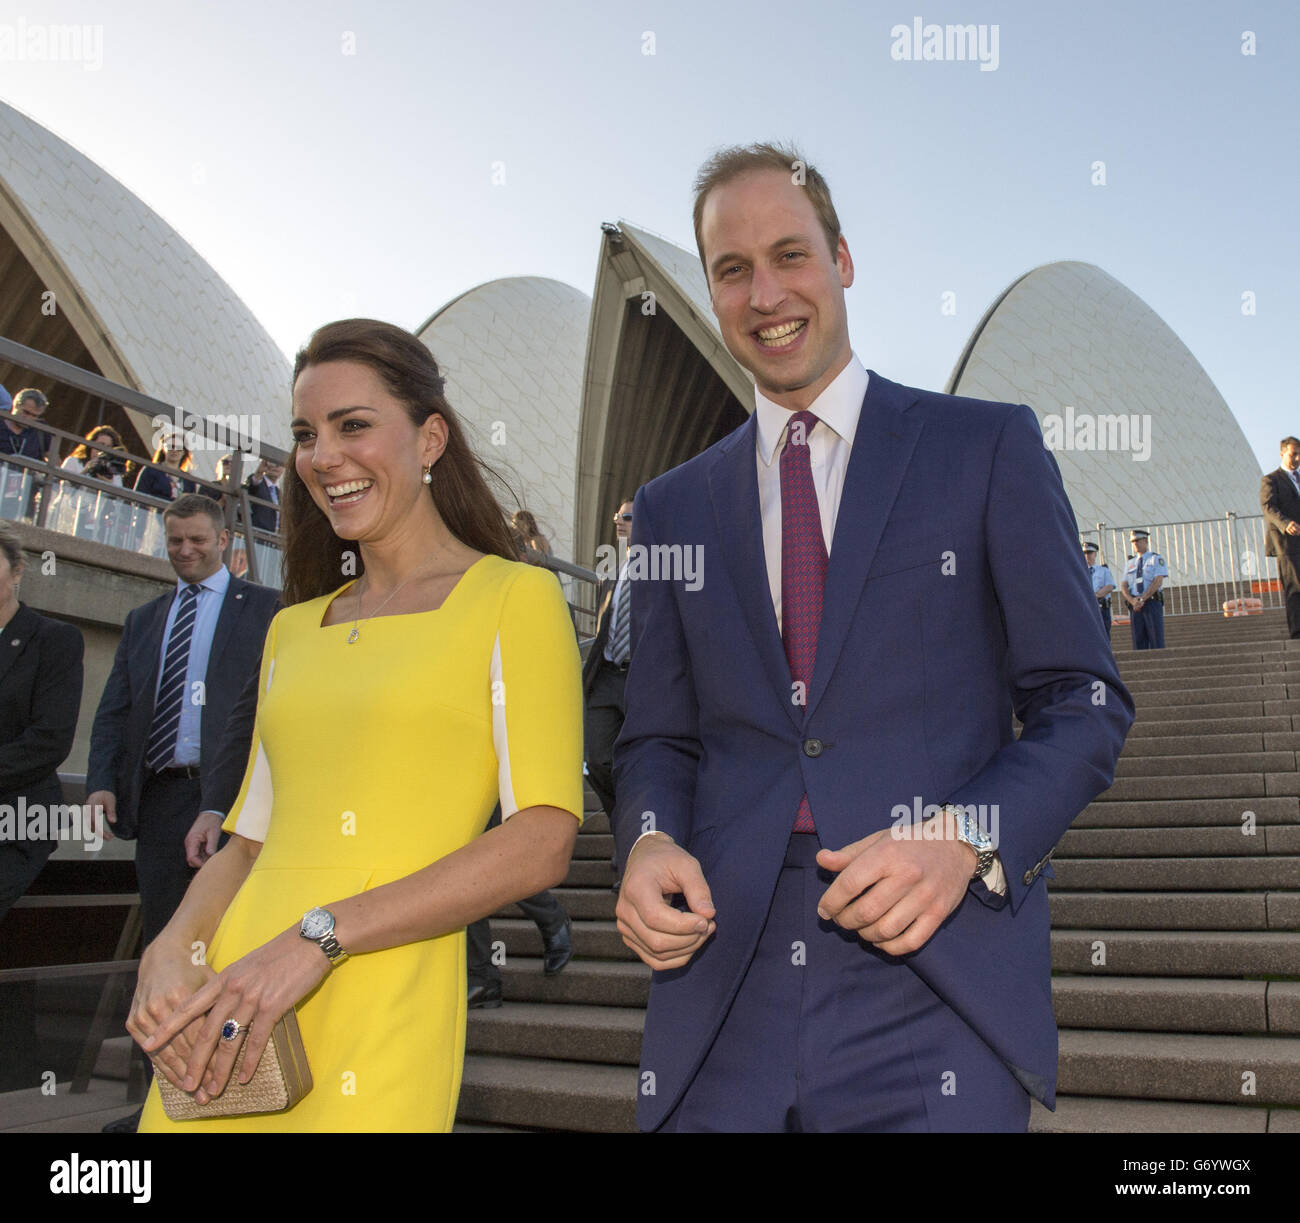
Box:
[0,100,291,473]
[417,276,589,561]
[948,261,1261,529]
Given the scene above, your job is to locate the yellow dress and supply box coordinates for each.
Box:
[138,555,584,1132]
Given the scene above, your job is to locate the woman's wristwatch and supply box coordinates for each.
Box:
[300,906,349,967]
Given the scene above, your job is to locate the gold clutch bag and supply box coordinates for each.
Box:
[156,1009,313,1120]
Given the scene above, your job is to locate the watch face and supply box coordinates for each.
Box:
[959,812,994,852]
[301,908,332,939]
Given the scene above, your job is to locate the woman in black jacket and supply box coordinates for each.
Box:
[0,521,85,921]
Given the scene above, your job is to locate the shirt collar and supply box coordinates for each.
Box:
[176,564,231,599]
[754,353,869,466]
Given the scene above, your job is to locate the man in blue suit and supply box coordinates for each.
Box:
[611,144,1134,1132]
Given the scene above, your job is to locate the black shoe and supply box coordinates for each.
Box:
[542,918,573,976]
[102,1106,143,1133]
[467,980,503,1009]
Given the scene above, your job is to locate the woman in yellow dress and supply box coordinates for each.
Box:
[129,319,584,1131]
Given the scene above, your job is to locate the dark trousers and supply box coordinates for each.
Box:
[1099,599,1111,636]
[466,803,567,987]
[0,832,58,925]
[659,833,1031,1133]
[583,658,627,821]
[1276,549,1300,638]
[134,771,202,949]
[1130,599,1165,650]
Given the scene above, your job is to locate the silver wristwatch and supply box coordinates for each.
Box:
[941,804,997,878]
[300,906,348,967]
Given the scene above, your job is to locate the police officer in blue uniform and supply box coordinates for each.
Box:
[1084,541,1116,635]
[1122,529,1168,650]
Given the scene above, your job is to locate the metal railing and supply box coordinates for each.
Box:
[1091,513,1281,618]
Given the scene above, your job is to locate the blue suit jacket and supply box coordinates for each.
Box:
[611,372,1134,1130]
[86,575,281,840]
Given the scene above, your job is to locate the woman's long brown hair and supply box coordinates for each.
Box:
[280,319,520,605]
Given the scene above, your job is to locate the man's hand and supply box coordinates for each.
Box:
[815,813,978,956]
[185,810,224,868]
[1286,521,1299,536]
[615,833,716,971]
[86,790,117,842]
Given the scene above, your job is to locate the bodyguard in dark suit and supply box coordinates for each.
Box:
[85,494,279,947]
[581,499,633,821]
[243,458,284,533]
[0,523,84,920]
[1261,437,1300,638]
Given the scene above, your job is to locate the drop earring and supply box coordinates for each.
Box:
[422,465,433,484]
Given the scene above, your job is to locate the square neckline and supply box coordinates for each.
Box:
[318,553,493,630]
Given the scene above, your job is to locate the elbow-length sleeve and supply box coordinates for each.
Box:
[490,565,584,824]
[220,611,279,844]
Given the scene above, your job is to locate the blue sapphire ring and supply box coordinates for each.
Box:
[220,1019,244,1042]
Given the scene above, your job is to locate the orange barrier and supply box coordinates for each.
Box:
[1251,580,1282,594]
[1223,597,1264,617]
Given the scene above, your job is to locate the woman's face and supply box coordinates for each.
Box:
[0,553,22,608]
[162,433,184,463]
[290,360,446,544]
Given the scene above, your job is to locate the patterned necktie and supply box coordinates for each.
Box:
[608,573,630,666]
[145,584,202,771]
[781,410,827,833]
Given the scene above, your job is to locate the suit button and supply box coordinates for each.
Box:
[803,738,823,758]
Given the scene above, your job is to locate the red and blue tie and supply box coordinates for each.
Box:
[780,410,826,834]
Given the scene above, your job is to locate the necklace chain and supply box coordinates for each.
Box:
[346,561,439,644]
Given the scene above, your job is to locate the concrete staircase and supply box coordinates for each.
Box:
[455,610,1300,1132]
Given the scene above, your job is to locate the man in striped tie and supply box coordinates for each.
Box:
[581,499,635,825]
[610,144,1132,1131]
[86,494,280,949]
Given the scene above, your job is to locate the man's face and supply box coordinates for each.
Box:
[1131,537,1149,554]
[165,512,228,584]
[10,397,45,431]
[1085,550,1098,565]
[1282,444,1300,471]
[614,501,633,541]
[700,168,854,411]
[262,460,285,483]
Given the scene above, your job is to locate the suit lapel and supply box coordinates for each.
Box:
[139,589,176,697]
[0,604,38,687]
[805,374,923,721]
[707,416,801,731]
[206,578,246,679]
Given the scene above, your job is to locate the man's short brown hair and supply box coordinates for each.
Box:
[692,142,842,272]
[163,493,225,533]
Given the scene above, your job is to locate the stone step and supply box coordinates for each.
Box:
[1098,774,1272,801]
[1120,732,1300,757]
[1051,856,1300,889]
[1126,715,1293,739]
[572,834,614,860]
[1124,674,1286,695]
[561,859,616,888]
[1049,929,1300,977]
[499,956,650,1007]
[498,887,616,922]
[1028,1095,1272,1133]
[1056,1029,1300,1106]
[1114,751,1295,778]
[1132,685,1288,708]
[1051,976,1300,1034]
[1057,825,1300,858]
[491,917,634,960]
[467,1002,643,1064]
[1048,891,1299,931]
[1072,796,1297,828]
[457,1054,637,1133]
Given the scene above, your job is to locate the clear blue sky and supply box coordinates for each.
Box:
[2,0,1295,474]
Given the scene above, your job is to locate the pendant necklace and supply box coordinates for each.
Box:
[347,560,437,644]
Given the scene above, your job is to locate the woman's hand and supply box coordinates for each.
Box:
[141,925,331,1100]
[126,939,218,1095]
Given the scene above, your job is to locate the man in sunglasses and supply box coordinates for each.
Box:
[582,500,634,827]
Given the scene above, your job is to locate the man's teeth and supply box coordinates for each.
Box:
[325,479,373,501]
[756,320,806,347]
